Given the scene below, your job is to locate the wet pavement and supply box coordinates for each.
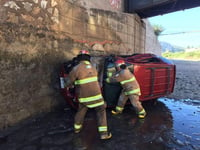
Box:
[0,98,200,150]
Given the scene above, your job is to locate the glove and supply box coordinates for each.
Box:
[105,78,110,83]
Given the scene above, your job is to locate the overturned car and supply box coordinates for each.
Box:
[60,53,176,109]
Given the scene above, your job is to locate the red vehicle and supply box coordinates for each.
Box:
[60,53,176,109]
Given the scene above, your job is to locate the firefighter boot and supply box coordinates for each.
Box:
[111,110,122,115]
[74,128,81,133]
[111,106,123,115]
[74,124,82,133]
[100,132,112,140]
[138,109,146,119]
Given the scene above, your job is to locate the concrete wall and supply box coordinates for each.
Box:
[144,19,162,56]
[72,0,124,12]
[0,0,160,129]
[76,0,161,54]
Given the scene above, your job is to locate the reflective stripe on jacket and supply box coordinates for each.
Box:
[120,77,135,85]
[108,68,141,96]
[75,76,98,85]
[68,61,104,108]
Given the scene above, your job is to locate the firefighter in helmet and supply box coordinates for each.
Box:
[65,50,112,140]
[106,59,146,119]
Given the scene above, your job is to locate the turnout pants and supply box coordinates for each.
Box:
[117,92,144,112]
[74,103,108,134]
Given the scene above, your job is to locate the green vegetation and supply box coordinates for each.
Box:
[152,24,165,36]
[162,50,200,60]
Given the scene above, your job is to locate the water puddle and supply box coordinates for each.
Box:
[0,98,199,150]
[74,98,200,150]
[159,98,200,150]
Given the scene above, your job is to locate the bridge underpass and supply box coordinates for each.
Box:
[125,0,200,18]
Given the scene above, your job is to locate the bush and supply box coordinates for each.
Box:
[162,50,200,60]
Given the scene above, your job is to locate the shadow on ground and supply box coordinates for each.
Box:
[0,98,200,150]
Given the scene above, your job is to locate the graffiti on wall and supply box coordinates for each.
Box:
[2,0,59,24]
[41,0,48,9]
[4,1,20,10]
[109,0,121,9]
[74,39,121,46]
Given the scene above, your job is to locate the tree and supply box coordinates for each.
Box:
[153,24,165,36]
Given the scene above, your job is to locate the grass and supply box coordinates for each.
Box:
[162,50,200,60]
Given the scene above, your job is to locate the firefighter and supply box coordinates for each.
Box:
[106,59,146,119]
[65,50,112,140]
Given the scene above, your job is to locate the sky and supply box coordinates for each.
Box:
[148,6,200,48]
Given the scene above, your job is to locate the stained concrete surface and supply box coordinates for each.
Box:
[0,98,199,150]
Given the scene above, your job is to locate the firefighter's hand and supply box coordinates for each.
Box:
[105,78,110,83]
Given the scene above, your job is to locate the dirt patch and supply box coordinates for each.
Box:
[166,59,200,100]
